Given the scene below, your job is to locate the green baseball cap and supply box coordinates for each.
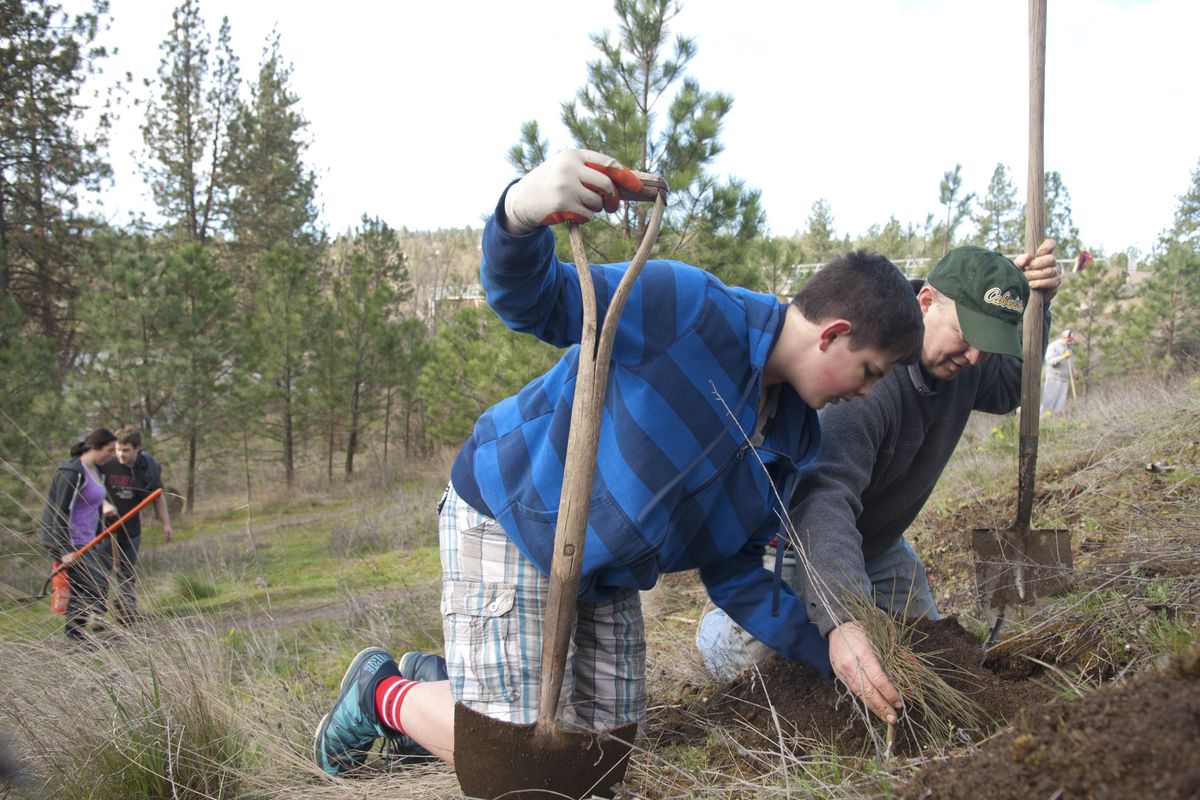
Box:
[927,246,1030,360]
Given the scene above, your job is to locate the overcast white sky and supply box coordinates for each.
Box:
[80,0,1198,258]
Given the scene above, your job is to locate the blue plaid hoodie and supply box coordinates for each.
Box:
[450,197,832,674]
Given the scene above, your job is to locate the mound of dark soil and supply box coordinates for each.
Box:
[655,617,1052,758]
[900,648,1200,799]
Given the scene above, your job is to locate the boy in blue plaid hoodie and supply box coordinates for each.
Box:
[315,149,924,773]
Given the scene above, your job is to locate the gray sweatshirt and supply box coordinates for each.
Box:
[793,286,1051,634]
[1044,338,1073,381]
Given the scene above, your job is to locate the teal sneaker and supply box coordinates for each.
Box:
[379,652,449,765]
[314,647,401,775]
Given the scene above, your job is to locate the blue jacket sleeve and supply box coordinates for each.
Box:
[700,541,832,677]
[480,185,591,347]
[479,186,709,358]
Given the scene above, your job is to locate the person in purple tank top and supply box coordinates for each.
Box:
[39,428,117,642]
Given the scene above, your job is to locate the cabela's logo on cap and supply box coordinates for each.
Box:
[984,286,1025,314]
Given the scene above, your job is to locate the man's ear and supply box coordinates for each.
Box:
[916,285,937,314]
[817,319,852,352]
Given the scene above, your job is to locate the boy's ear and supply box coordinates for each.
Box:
[817,319,853,352]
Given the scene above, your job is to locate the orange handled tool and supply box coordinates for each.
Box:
[48,487,163,579]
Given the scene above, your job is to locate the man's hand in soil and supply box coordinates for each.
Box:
[502,148,643,234]
[828,620,903,724]
[1013,238,1061,300]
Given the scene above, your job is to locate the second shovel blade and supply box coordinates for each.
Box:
[972,527,1074,614]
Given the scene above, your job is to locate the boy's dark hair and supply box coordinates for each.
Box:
[791,250,924,364]
[70,427,116,458]
[115,426,143,448]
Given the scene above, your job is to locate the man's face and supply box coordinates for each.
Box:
[115,442,141,467]
[919,291,990,381]
[800,336,898,410]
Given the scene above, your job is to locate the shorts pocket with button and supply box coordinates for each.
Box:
[441,579,520,702]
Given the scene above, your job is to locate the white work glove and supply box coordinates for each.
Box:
[502,148,643,235]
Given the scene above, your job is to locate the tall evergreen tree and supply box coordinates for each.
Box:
[1128,239,1200,375]
[158,242,236,509]
[326,216,411,477]
[140,0,239,245]
[379,317,432,462]
[1054,256,1127,391]
[224,31,318,255]
[0,0,111,370]
[798,199,839,263]
[71,231,174,434]
[973,163,1020,252]
[239,242,316,487]
[508,0,763,283]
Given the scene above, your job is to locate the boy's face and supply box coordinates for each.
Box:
[919,293,989,381]
[800,335,896,409]
[115,442,141,467]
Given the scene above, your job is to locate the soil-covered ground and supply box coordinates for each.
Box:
[900,646,1200,800]
[648,618,1199,799]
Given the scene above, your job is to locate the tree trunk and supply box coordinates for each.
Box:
[186,427,198,513]
[345,381,361,477]
[383,383,393,467]
[242,426,253,502]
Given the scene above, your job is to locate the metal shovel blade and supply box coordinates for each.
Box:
[972,526,1073,614]
[455,705,637,800]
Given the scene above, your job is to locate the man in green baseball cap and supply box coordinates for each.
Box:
[926,245,1031,361]
[697,239,1061,726]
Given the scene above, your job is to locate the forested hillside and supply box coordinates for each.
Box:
[3,0,1198,519]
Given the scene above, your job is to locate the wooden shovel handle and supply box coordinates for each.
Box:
[618,171,669,203]
[1016,0,1047,530]
[536,185,668,727]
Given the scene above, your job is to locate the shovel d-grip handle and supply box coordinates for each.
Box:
[1015,0,1047,533]
[536,184,668,728]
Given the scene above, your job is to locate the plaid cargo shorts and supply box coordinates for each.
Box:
[438,483,646,729]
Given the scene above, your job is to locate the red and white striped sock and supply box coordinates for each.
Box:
[375,676,419,735]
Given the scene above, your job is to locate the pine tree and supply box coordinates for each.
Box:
[1130,239,1200,374]
[224,31,318,255]
[157,242,236,510]
[798,199,840,263]
[71,231,175,434]
[854,217,907,261]
[327,216,411,477]
[508,0,762,284]
[0,0,111,369]
[240,242,318,487]
[973,163,1019,253]
[1053,255,1127,391]
[140,0,239,245]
